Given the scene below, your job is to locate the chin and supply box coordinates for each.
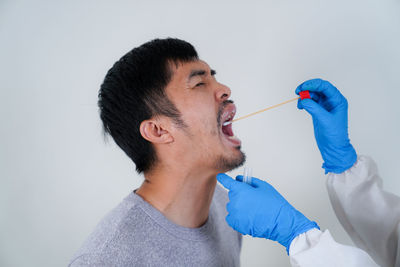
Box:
[214,149,246,172]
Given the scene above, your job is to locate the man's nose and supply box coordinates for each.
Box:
[215,83,231,102]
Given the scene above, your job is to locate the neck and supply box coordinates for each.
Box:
[136,165,217,228]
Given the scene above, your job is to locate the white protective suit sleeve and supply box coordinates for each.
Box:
[326,155,400,267]
[288,228,378,267]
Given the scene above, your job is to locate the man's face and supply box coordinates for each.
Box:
[165,60,245,173]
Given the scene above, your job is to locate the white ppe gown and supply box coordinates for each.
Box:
[288,156,400,267]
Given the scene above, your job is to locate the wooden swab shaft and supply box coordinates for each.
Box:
[232,96,300,123]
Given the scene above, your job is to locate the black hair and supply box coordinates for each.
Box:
[98,38,199,173]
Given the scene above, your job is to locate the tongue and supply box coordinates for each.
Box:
[222,123,234,136]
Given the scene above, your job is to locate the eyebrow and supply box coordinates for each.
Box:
[188,69,216,81]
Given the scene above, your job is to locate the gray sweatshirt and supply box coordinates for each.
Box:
[69,185,242,267]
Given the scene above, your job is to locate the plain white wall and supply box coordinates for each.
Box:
[1,0,400,266]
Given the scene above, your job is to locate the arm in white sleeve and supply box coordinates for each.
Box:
[326,155,400,267]
[289,228,378,267]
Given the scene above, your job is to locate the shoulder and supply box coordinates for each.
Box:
[69,193,151,265]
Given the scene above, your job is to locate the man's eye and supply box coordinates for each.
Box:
[196,82,205,87]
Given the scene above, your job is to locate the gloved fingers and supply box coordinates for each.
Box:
[304,79,347,109]
[225,214,235,229]
[296,87,322,110]
[217,173,240,190]
[227,188,243,204]
[250,177,268,188]
[251,178,283,198]
[309,91,320,102]
[236,175,260,189]
[296,79,340,101]
[330,94,348,113]
[297,98,304,110]
[226,215,247,235]
[234,223,248,236]
[297,96,320,109]
[226,201,232,213]
[299,98,331,118]
[298,93,324,110]
[295,79,322,94]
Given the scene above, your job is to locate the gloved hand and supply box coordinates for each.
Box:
[296,78,357,174]
[217,173,319,254]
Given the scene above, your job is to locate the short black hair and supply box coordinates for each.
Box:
[98,38,199,173]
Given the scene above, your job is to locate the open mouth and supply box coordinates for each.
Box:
[220,104,241,147]
[222,114,234,136]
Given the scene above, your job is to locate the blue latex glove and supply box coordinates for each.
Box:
[217,173,319,254]
[296,78,357,174]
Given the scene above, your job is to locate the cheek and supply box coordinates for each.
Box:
[180,97,220,139]
[179,116,220,152]
[183,104,217,131]
[195,113,220,138]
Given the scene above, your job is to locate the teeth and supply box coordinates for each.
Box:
[222,110,234,127]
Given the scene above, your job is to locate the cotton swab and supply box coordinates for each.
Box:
[222,91,311,126]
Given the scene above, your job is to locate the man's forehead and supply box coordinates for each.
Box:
[170,60,211,80]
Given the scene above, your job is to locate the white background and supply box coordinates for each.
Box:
[1,0,400,266]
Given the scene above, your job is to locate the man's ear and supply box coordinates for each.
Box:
[139,118,174,144]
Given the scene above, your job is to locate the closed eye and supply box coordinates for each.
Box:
[196,82,205,87]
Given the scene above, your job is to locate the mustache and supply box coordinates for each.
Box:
[217,100,234,127]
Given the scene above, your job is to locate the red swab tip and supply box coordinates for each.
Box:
[299,90,311,100]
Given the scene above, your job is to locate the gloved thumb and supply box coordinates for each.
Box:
[217,173,237,190]
[300,98,329,118]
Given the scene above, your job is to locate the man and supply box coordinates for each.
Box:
[69,38,245,266]
[218,79,399,266]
